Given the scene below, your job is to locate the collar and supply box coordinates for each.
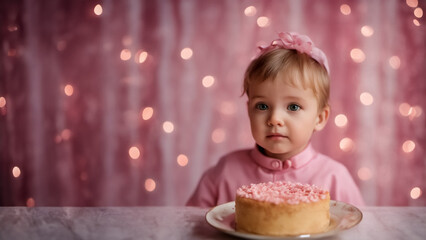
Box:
[250,143,316,171]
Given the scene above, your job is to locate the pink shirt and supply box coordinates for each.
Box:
[187,144,365,207]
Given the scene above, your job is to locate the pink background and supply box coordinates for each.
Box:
[1,0,425,206]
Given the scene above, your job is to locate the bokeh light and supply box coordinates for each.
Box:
[26,198,35,207]
[64,84,74,96]
[389,56,401,69]
[120,49,132,61]
[12,166,21,178]
[357,167,373,181]
[410,187,422,199]
[360,92,374,106]
[8,49,17,57]
[414,7,423,18]
[129,146,141,159]
[244,6,257,16]
[339,137,355,152]
[340,4,351,15]
[219,101,236,115]
[212,128,226,143]
[7,24,18,32]
[0,97,6,108]
[180,48,193,60]
[361,25,374,37]
[402,140,415,153]
[163,121,174,133]
[399,103,412,117]
[202,75,215,88]
[334,114,348,127]
[142,107,154,120]
[136,50,148,63]
[94,4,103,16]
[413,19,421,26]
[350,48,366,63]
[144,178,156,192]
[61,129,72,140]
[122,35,133,46]
[56,40,67,51]
[257,16,270,27]
[412,106,423,118]
[177,154,189,167]
[406,0,418,8]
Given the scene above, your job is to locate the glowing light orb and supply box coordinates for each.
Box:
[129,146,141,159]
[64,84,74,96]
[399,103,411,116]
[244,6,257,16]
[136,50,148,63]
[402,140,415,153]
[220,101,236,115]
[27,198,35,207]
[61,129,72,140]
[0,97,6,108]
[339,137,355,152]
[410,187,422,199]
[257,17,270,27]
[180,48,193,60]
[360,92,374,106]
[163,121,174,133]
[142,107,154,120]
[120,49,132,61]
[212,128,226,143]
[350,48,366,63]
[12,166,21,178]
[122,36,133,46]
[202,75,215,88]
[145,178,156,192]
[334,114,348,127]
[340,4,351,15]
[413,19,421,26]
[412,106,422,118]
[94,4,103,16]
[406,0,418,8]
[8,24,18,32]
[389,56,401,69]
[414,7,423,18]
[357,167,372,181]
[177,154,189,167]
[361,26,374,37]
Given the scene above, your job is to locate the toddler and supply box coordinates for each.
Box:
[187,32,365,207]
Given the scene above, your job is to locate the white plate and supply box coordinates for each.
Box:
[205,200,362,239]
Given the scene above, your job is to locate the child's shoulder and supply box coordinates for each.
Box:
[203,148,254,179]
[217,148,253,165]
[313,152,351,174]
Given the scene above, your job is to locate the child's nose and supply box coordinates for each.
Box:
[267,110,284,127]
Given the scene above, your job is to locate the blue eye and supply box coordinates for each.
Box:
[287,104,301,111]
[255,103,269,110]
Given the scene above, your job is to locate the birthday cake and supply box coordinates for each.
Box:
[235,181,330,236]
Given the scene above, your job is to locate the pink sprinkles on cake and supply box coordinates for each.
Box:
[236,181,329,205]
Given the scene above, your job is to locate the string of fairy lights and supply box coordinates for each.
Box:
[1,0,424,206]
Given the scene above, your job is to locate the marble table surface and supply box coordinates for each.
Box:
[0,206,425,240]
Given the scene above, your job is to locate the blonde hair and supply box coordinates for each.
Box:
[243,48,330,109]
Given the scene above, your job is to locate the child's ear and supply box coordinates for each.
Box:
[314,106,330,131]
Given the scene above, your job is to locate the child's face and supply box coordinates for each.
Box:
[247,72,329,160]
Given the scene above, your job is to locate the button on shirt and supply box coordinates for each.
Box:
[186,144,365,207]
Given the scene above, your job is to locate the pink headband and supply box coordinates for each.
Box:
[258,32,330,73]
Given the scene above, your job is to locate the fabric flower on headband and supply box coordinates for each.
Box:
[258,32,330,73]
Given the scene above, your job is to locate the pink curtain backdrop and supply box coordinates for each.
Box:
[1,0,425,206]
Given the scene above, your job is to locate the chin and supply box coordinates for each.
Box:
[264,147,289,156]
